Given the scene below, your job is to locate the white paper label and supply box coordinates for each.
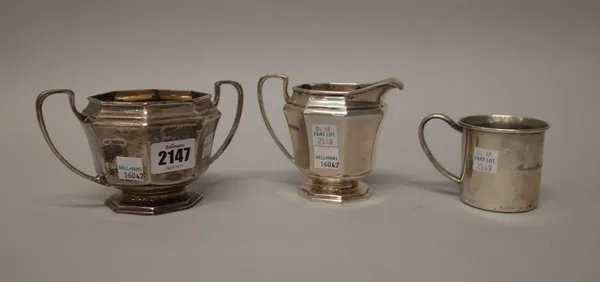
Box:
[312,124,338,147]
[150,138,196,174]
[314,146,340,169]
[116,156,144,181]
[202,132,214,159]
[473,147,499,174]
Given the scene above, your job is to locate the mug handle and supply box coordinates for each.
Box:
[418,113,464,184]
[35,89,107,185]
[257,74,294,164]
[209,80,244,164]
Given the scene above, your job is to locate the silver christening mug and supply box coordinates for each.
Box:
[36,82,243,215]
[418,114,550,213]
[258,74,404,203]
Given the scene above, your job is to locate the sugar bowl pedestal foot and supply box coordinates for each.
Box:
[105,186,203,215]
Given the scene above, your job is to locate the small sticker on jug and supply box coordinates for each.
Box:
[314,147,340,170]
[473,147,499,174]
[312,124,338,147]
[116,156,144,181]
[150,138,196,174]
[202,132,214,159]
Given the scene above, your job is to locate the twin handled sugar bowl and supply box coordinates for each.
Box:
[35,81,243,215]
[258,74,403,203]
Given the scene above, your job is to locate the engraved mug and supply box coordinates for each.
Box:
[418,114,550,213]
[36,83,243,215]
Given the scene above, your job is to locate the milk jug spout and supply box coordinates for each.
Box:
[347,77,404,102]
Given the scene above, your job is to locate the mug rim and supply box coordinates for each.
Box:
[87,89,212,106]
[458,114,550,134]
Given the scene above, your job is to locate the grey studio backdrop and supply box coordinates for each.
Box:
[1,0,599,281]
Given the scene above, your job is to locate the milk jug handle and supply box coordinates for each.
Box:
[418,113,464,184]
[35,89,107,185]
[257,74,294,164]
[209,81,245,164]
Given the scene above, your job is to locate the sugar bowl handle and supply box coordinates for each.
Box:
[35,89,107,185]
[257,74,295,164]
[210,81,244,164]
[418,113,464,184]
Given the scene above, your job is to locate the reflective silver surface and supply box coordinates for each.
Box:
[36,82,243,215]
[258,74,403,203]
[418,113,550,213]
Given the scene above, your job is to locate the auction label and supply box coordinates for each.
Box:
[151,138,196,174]
[202,132,214,159]
[312,124,338,147]
[314,146,340,169]
[116,156,144,181]
[472,147,499,174]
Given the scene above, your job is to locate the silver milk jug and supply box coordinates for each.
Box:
[257,74,403,203]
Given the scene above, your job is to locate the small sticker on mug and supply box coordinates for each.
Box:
[473,147,499,174]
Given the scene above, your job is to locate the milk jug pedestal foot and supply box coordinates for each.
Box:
[298,179,373,203]
[104,187,203,215]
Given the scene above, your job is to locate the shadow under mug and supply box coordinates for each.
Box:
[418,113,550,213]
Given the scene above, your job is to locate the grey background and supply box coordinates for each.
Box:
[1,0,599,281]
